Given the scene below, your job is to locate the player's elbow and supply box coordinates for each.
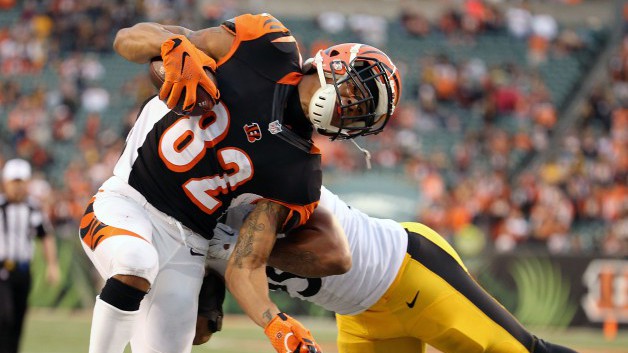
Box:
[304,224,352,276]
[270,206,352,277]
[318,239,352,276]
[314,211,352,275]
[113,27,133,59]
[224,255,266,284]
[223,263,240,291]
[113,24,154,63]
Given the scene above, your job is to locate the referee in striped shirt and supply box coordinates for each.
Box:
[0,159,60,353]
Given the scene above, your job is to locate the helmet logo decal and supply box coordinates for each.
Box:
[243,123,262,143]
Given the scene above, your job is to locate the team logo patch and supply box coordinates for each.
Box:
[268,120,282,134]
[244,123,262,143]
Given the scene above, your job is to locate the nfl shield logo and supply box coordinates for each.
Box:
[268,120,282,134]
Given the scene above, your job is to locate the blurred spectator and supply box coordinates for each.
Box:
[528,33,550,65]
[439,8,461,36]
[602,205,628,255]
[81,84,110,113]
[554,29,585,56]
[506,3,532,39]
[7,95,46,147]
[347,14,387,47]
[51,104,76,142]
[199,0,238,27]
[495,208,529,252]
[0,0,15,10]
[461,0,484,36]
[531,13,558,42]
[317,12,346,34]
[400,9,430,38]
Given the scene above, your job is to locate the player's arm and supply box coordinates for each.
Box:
[186,27,234,63]
[41,232,60,285]
[34,214,60,285]
[208,206,351,277]
[113,23,233,63]
[113,23,190,63]
[225,199,285,327]
[225,200,321,353]
[269,206,351,277]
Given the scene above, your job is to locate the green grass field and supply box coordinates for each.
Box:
[20,309,628,353]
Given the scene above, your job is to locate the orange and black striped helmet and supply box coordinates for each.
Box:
[308,43,402,140]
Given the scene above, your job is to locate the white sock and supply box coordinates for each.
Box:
[88,296,140,353]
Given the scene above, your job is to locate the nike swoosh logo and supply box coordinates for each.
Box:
[190,248,204,256]
[181,52,190,75]
[406,290,420,308]
[171,38,183,49]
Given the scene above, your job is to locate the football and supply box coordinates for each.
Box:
[149,57,217,116]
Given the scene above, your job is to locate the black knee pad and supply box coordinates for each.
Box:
[100,277,147,311]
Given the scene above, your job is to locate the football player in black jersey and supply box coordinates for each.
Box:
[80,13,401,353]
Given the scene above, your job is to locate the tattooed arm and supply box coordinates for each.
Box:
[224,200,288,327]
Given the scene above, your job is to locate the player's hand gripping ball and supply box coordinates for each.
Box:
[151,35,219,115]
[150,57,218,116]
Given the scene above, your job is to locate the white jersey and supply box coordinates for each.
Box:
[208,186,408,315]
[300,186,408,314]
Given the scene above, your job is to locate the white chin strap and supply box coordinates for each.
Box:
[308,51,338,134]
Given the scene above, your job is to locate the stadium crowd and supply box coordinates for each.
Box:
[0,0,625,256]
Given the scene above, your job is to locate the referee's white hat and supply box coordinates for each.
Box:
[2,158,32,181]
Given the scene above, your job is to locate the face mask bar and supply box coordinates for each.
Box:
[320,57,394,140]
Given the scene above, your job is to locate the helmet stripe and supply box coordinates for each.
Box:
[349,44,361,63]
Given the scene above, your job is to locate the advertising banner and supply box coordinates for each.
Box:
[479,253,627,327]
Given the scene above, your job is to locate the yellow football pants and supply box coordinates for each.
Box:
[336,222,534,353]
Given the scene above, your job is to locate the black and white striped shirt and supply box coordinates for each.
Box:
[0,195,50,262]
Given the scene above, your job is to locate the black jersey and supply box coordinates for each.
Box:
[114,14,321,239]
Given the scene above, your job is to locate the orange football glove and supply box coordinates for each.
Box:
[264,313,322,353]
[159,35,219,113]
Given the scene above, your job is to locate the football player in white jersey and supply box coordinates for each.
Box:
[200,186,580,353]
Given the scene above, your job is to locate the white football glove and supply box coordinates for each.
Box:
[208,223,238,261]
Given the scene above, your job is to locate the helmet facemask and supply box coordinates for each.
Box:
[308,50,394,140]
